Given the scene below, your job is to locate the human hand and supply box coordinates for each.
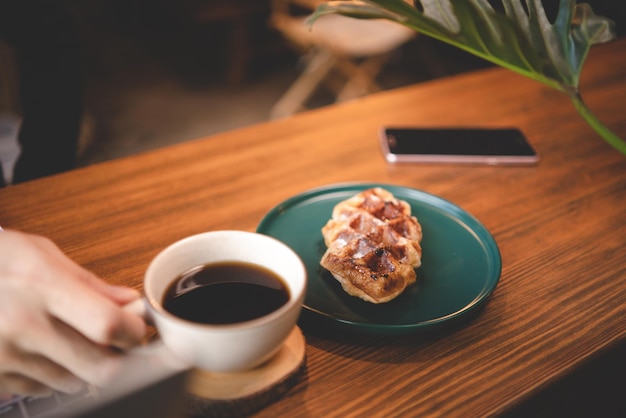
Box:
[0,229,146,396]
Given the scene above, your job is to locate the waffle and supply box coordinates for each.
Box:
[320,187,422,303]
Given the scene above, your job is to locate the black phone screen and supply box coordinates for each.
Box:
[385,128,536,156]
[381,127,539,164]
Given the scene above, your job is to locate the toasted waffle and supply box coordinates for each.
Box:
[320,187,422,303]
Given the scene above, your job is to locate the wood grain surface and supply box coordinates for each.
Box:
[1,36,624,417]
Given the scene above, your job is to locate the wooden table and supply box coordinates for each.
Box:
[1,36,625,417]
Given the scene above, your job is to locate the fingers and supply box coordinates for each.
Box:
[0,230,148,395]
[51,251,142,305]
[0,374,54,398]
[40,246,146,348]
[0,345,83,395]
[29,316,127,387]
[2,309,125,390]
[45,268,146,349]
[0,315,85,395]
[1,231,146,349]
[90,280,143,305]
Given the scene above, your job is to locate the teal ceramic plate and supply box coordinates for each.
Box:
[256,183,501,335]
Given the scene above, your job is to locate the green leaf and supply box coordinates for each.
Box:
[307,1,624,154]
[309,0,614,90]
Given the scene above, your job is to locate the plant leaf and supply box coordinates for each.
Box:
[307,0,616,92]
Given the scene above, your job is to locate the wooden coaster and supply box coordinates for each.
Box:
[185,326,306,418]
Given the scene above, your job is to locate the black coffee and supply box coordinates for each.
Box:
[162,261,290,325]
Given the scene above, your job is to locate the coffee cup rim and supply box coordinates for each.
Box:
[143,230,307,329]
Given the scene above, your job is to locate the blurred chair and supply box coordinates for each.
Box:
[269,0,416,119]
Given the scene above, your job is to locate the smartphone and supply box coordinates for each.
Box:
[380,126,539,164]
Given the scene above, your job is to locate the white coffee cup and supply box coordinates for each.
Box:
[132,230,307,373]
